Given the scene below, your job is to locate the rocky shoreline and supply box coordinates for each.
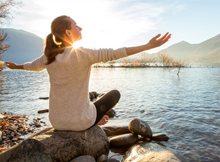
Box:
[0,92,188,161]
[0,91,107,153]
[0,116,187,162]
[0,113,47,152]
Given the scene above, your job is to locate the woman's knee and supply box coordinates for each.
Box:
[110,89,121,103]
[112,89,121,99]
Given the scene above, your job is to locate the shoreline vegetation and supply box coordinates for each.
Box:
[0,61,4,71]
[95,52,188,69]
[1,52,220,71]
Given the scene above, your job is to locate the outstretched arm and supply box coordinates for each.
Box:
[5,54,46,72]
[5,62,24,70]
[126,32,171,56]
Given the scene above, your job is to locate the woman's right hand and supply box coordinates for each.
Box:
[5,62,24,69]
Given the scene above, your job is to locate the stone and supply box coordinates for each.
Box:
[138,136,152,142]
[0,114,5,119]
[8,126,17,131]
[152,133,169,141]
[0,139,52,162]
[70,155,96,162]
[91,91,99,98]
[0,131,2,144]
[123,142,188,162]
[106,158,120,162]
[35,122,42,127]
[97,154,108,162]
[102,126,131,137]
[39,97,49,100]
[140,110,145,113]
[109,133,139,147]
[38,109,49,114]
[28,126,109,161]
[128,118,152,138]
[106,109,116,118]
[89,92,96,101]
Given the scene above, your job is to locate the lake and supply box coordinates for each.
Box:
[0,67,219,162]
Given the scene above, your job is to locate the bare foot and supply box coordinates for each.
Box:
[97,115,109,126]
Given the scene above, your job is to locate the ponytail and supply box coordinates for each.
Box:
[44,33,65,65]
[44,15,72,65]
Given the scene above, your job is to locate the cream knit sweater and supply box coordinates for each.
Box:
[24,47,127,131]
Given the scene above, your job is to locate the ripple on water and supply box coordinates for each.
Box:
[0,68,220,162]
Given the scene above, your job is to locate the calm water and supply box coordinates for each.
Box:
[0,67,220,162]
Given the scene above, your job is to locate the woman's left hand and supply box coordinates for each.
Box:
[148,32,171,48]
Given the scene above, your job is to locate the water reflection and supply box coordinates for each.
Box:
[0,67,219,162]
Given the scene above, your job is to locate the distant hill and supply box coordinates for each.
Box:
[0,28,44,64]
[0,28,219,64]
[157,34,220,63]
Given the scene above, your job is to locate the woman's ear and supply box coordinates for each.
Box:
[65,29,71,37]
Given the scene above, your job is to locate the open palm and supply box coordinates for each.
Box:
[148,32,171,48]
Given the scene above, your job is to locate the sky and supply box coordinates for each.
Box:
[2,0,220,53]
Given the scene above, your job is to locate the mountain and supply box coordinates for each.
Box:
[0,28,219,64]
[158,34,220,63]
[0,28,44,64]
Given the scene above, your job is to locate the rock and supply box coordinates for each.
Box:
[70,155,96,162]
[105,158,118,162]
[38,109,49,114]
[97,154,108,162]
[91,91,99,98]
[8,126,17,131]
[138,136,152,142]
[89,92,96,101]
[89,92,101,101]
[106,158,120,162]
[140,110,145,113]
[0,131,2,144]
[128,118,152,138]
[109,133,139,147]
[0,114,5,120]
[39,97,49,100]
[35,122,42,128]
[0,139,52,162]
[106,109,116,118]
[28,126,109,161]
[123,142,188,162]
[102,126,131,137]
[152,133,169,141]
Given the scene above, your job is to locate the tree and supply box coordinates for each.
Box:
[157,51,173,66]
[140,52,156,66]
[120,57,131,66]
[0,0,21,58]
[0,30,9,57]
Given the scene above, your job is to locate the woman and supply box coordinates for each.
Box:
[5,15,171,131]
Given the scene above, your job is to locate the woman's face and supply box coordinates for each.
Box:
[65,19,82,45]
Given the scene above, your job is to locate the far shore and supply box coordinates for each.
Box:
[92,64,219,68]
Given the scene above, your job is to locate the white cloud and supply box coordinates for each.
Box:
[4,0,167,48]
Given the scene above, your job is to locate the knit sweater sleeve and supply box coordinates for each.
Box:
[23,54,46,72]
[78,47,128,65]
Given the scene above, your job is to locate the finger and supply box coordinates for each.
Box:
[159,32,169,41]
[154,34,161,40]
[104,115,109,120]
[161,34,171,44]
[163,34,171,42]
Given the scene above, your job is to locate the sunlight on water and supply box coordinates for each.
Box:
[0,67,220,162]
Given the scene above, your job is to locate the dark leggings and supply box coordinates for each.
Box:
[92,89,121,126]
